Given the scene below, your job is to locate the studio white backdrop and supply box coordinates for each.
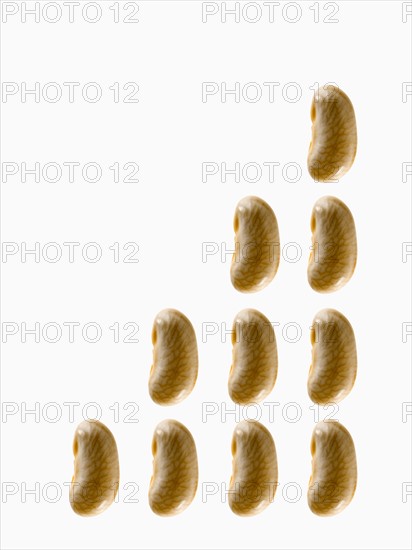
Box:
[0,1,411,549]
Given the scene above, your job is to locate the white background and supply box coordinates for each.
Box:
[1,1,411,549]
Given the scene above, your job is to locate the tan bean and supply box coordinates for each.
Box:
[70,420,119,517]
[309,308,357,404]
[149,309,198,405]
[308,421,357,516]
[149,419,198,516]
[229,420,278,516]
[230,196,280,293]
[229,309,278,405]
[308,84,357,182]
[308,196,357,293]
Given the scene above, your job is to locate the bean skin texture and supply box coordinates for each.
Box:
[229,309,278,405]
[149,419,198,516]
[70,420,120,517]
[149,309,198,405]
[308,84,357,182]
[230,196,280,293]
[308,196,357,293]
[308,421,357,516]
[229,420,278,516]
[309,308,357,404]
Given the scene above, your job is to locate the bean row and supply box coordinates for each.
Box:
[70,418,357,517]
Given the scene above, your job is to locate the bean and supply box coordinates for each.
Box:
[70,420,119,517]
[308,421,357,516]
[149,419,198,516]
[230,196,280,293]
[308,195,357,293]
[309,308,357,404]
[229,309,278,405]
[229,420,278,516]
[308,84,357,182]
[149,309,198,405]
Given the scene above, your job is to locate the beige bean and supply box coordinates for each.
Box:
[308,84,357,182]
[309,308,357,404]
[70,420,119,517]
[149,419,198,516]
[229,309,278,405]
[229,420,278,516]
[149,309,198,405]
[230,196,280,293]
[308,421,357,516]
[308,196,357,293]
